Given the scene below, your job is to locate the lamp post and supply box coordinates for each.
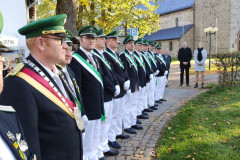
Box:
[204,27,218,70]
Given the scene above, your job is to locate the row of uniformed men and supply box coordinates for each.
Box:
[0,14,167,160]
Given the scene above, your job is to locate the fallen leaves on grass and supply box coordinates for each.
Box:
[168,148,172,152]
[226,122,231,125]
[212,123,216,126]
[193,134,197,137]
[168,127,172,130]
[185,155,191,158]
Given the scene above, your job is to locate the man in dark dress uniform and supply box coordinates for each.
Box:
[178,41,192,86]
[0,11,36,159]
[154,44,168,103]
[103,31,131,149]
[142,40,155,111]
[68,25,104,160]
[120,35,143,133]
[0,14,83,159]
[92,28,120,160]
[133,38,149,122]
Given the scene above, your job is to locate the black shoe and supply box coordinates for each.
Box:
[186,84,190,87]
[155,100,162,104]
[150,106,157,110]
[99,157,106,160]
[154,104,158,107]
[194,83,198,88]
[108,141,121,149]
[104,149,119,156]
[116,133,130,139]
[131,124,143,130]
[141,111,148,116]
[136,119,142,124]
[160,99,167,101]
[166,85,168,87]
[179,83,183,86]
[144,108,153,112]
[124,128,137,134]
[201,83,204,88]
[137,115,149,119]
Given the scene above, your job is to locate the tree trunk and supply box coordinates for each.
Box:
[77,5,84,30]
[56,0,78,36]
[90,0,95,25]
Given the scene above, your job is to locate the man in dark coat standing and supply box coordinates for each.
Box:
[69,25,104,160]
[177,41,192,86]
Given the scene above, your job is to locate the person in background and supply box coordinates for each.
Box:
[177,41,192,87]
[162,47,171,87]
[193,43,207,88]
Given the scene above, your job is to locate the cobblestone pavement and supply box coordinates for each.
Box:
[106,62,218,160]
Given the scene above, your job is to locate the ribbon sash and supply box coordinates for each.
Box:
[148,52,157,67]
[73,53,103,87]
[124,52,138,71]
[133,53,146,73]
[156,55,166,66]
[92,51,112,71]
[142,53,152,70]
[17,69,75,118]
[105,51,124,69]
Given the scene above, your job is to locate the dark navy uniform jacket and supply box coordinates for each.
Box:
[69,47,104,120]
[155,53,167,77]
[133,51,146,88]
[0,55,83,160]
[93,49,119,102]
[0,106,35,160]
[141,51,153,83]
[120,49,139,93]
[104,47,129,99]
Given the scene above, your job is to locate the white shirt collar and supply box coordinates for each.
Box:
[31,55,59,78]
[126,49,133,55]
[80,46,92,57]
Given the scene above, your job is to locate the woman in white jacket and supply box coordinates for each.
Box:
[194,43,207,88]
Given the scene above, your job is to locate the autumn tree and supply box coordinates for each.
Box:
[38,0,161,37]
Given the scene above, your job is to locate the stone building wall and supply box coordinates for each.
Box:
[194,0,231,54]
[229,0,240,51]
[159,8,193,29]
[156,39,180,58]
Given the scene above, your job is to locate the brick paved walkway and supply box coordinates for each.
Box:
[106,62,218,160]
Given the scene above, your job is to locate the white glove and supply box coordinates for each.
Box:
[149,74,153,80]
[82,115,89,127]
[114,85,120,97]
[82,132,86,141]
[123,80,130,90]
[164,71,168,76]
[127,89,131,94]
[155,70,159,75]
[139,87,142,91]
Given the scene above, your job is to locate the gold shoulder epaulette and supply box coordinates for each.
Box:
[5,63,25,78]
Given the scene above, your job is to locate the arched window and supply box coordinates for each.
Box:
[169,41,173,51]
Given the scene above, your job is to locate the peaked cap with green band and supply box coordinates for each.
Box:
[123,34,134,44]
[155,43,162,49]
[78,25,97,37]
[66,29,73,45]
[97,28,105,38]
[134,38,143,45]
[106,30,118,39]
[149,40,156,46]
[18,14,68,39]
[142,39,149,45]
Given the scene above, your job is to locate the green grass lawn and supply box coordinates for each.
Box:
[156,85,240,160]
